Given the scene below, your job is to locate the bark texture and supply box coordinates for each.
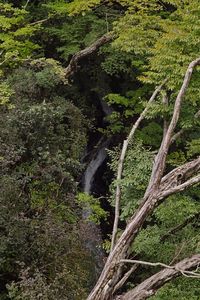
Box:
[118,254,200,300]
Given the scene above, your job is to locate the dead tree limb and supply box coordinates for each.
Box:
[113,264,139,294]
[64,33,113,78]
[120,258,200,278]
[117,255,200,300]
[159,156,200,192]
[145,58,200,197]
[87,58,200,300]
[111,79,167,251]
[158,173,200,200]
[161,212,200,242]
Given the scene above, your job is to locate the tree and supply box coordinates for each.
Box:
[87,58,200,300]
[1,1,200,299]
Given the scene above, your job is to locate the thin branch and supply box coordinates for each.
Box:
[171,128,184,143]
[113,265,139,294]
[105,13,109,33]
[118,255,200,300]
[195,109,200,118]
[0,58,8,66]
[29,18,50,26]
[161,212,200,241]
[119,258,200,277]
[64,33,113,78]
[110,79,167,251]
[169,242,186,265]
[23,0,30,9]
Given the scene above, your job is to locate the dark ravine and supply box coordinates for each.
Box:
[80,98,113,283]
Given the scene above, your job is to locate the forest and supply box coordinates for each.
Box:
[0,1,200,299]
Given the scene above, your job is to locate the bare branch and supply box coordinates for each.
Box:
[23,0,30,9]
[158,173,200,200]
[171,128,184,143]
[118,255,200,300]
[169,242,186,265]
[146,58,200,196]
[64,33,113,78]
[29,18,50,26]
[195,109,200,118]
[159,156,200,192]
[113,265,139,294]
[119,258,200,277]
[110,79,167,251]
[161,212,200,242]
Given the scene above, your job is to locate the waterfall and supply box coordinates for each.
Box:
[80,96,112,283]
[81,138,110,282]
[83,139,109,195]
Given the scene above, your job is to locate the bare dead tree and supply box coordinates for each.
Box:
[87,58,200,300]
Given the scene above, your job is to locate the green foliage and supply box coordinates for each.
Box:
[104,87,149,134]
[187,139,200,158]
[151,277,200,300]
[0,3,39,68]
[45,0,101,16]
[77,193,107,224]
[0,177,92,300]
[0,52,91,298]
[109,140,154,220]
[0,82,14,108]
[0,0,200,298]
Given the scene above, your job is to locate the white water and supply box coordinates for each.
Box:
[81,97,112,280]
[83,141,108,194]
[81,139,110,280]
[100,99,113,117]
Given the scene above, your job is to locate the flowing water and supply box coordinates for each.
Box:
[81,138,110,281]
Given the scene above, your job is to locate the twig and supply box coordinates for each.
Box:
[120,258,200,278]
[106,13,109,33]
[161,212,200,241]
[29,17,50,26]
[169,242,185,265]
[23,0,30,9]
